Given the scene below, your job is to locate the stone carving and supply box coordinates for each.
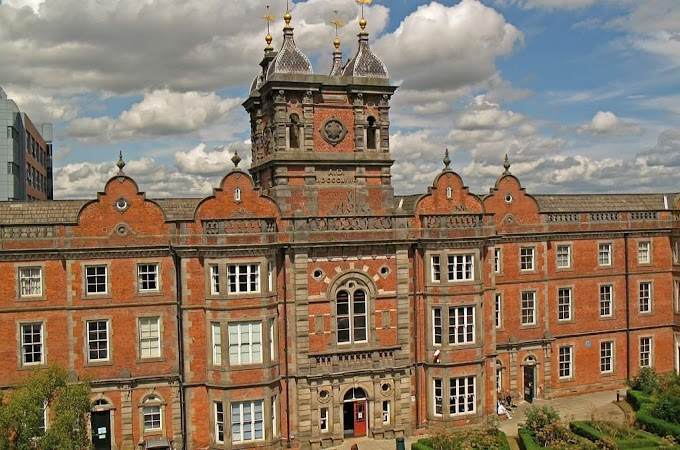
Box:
[421,214,482,229]
[320,117,347,146]
[301,216,393,232]
[547,213,579,223]
[1,226,55,239]
[230,207,254,218]
[331,191,370,215]
[317,169,355,184]
[202,219,277,235]
[630,211,658,221]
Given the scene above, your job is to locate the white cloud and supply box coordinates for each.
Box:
[66,89,241,142]
[174,142,251,176]
[495,0,596,10]
[374,0,523,93]
[457,96,526,130]
[577,111,643,136]
[2,86,79,123]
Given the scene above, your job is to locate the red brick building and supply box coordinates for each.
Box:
[0,12,679,450]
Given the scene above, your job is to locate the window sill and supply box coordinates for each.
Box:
[19,363,47,371]
[556,267,573,272]
[17,295,47,302]
[82,293,112,300]
[520,324,539,329]
[85,360,113,367]
[135,290,163,298]
[557,377,574,383]
[599,371,616,378]
[138,357,165,364]
[598,315,617,321]
[557,319,574,324]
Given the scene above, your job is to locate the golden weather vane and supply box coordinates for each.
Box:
[330,10,345,50]
[262,5,276,48]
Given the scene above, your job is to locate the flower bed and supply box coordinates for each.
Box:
[411,427,510,450]
[570,420,674,448]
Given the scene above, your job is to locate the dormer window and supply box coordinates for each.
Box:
[288,114,301,149]
[366,116,377,150]
[234,188,241,202]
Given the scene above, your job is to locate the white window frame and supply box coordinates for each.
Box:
[598,243,612,267]
[431,255,441,282]
[448,306,475,345]
[639,281,652,314]
[600,341,613,374]
[557,288,572,321]
[271,395,277,437]
[85,265,107,295]
[21,322,43,365]
[19,267,42,297]
[142,400,162,432]
[558,346,573,379]
[382,400,391,424]
[640,337,652,367]
[268,261,274,292]
[269,318,275,361]
[432,308,442,345]
[228,322,262,365]
[637,241,651,265]
[320,407,329,432]
[446,254,474,281]
[231,400,264,443]
[212,323,222,366]
[521,291,536,326]
[87,320,110,362]
[520,247,535,271]
[433,379,443,417]
[210,265,220,295]
[137,263,159,292]
[674,240,680,265]
[600,285,613,317]
[675,279,680,313]
[449,376,476,416]
[495,293,502,328]
[228,264,260,294]
[215,402,225,444]
[556,245,571,269]
[336,286,368,345]
[139,317,161,359]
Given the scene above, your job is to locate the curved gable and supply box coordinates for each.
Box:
[483,173,539,227]
[415,170,484,216]
[73,175,170,238]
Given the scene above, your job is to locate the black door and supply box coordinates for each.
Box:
[523,365,534,403]
[91,411,111,450]
[343,402,354,435]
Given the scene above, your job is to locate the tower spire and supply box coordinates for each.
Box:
[342,0,388,78]
[330,11,345,76]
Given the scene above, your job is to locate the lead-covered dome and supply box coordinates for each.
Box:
[267,12,313,78]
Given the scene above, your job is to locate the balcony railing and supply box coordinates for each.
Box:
[309,346,400,374]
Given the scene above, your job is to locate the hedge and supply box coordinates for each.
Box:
[636,406,680,442]
[412,431,510,450]
[628,390,653,411]
[570,421,666,448]
[518,428,542,450]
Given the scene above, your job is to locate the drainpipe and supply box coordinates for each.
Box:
[411,243,421,429]
[624,233,631,380]
[282,247,291,447]
[169,245,187,450]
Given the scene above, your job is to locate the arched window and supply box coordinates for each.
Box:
[140,395,163,433]
[446,186,452,199]
[366,116,377,150]
[289,114,300,149]
[337,282,367,344]
[234,187,241,202]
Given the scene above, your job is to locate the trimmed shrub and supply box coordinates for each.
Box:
[570,420,668,448]
[636,406,680,442]
[628,367,659,395]
[628,390,653,411]
[411,440,433,450]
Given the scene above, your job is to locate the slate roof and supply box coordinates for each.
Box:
[533,194,678,212]
[0,200,87,225]
[0,193,677,226]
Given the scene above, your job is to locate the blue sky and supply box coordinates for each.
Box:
[1,0,678,198]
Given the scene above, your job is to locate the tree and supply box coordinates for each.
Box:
[0,366,91,450]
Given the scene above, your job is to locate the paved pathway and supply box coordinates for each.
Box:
[328,388,626,449]
[498,388,626,437]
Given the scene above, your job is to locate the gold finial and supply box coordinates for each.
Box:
[330,11,345,50]
[284,0,292,27]
[356,0,371,31]
[262,5,276,48]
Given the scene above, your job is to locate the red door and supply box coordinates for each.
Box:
[353,401,367,437]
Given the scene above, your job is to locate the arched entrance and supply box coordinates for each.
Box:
[91,398,113,450]
[343,388,368,438]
